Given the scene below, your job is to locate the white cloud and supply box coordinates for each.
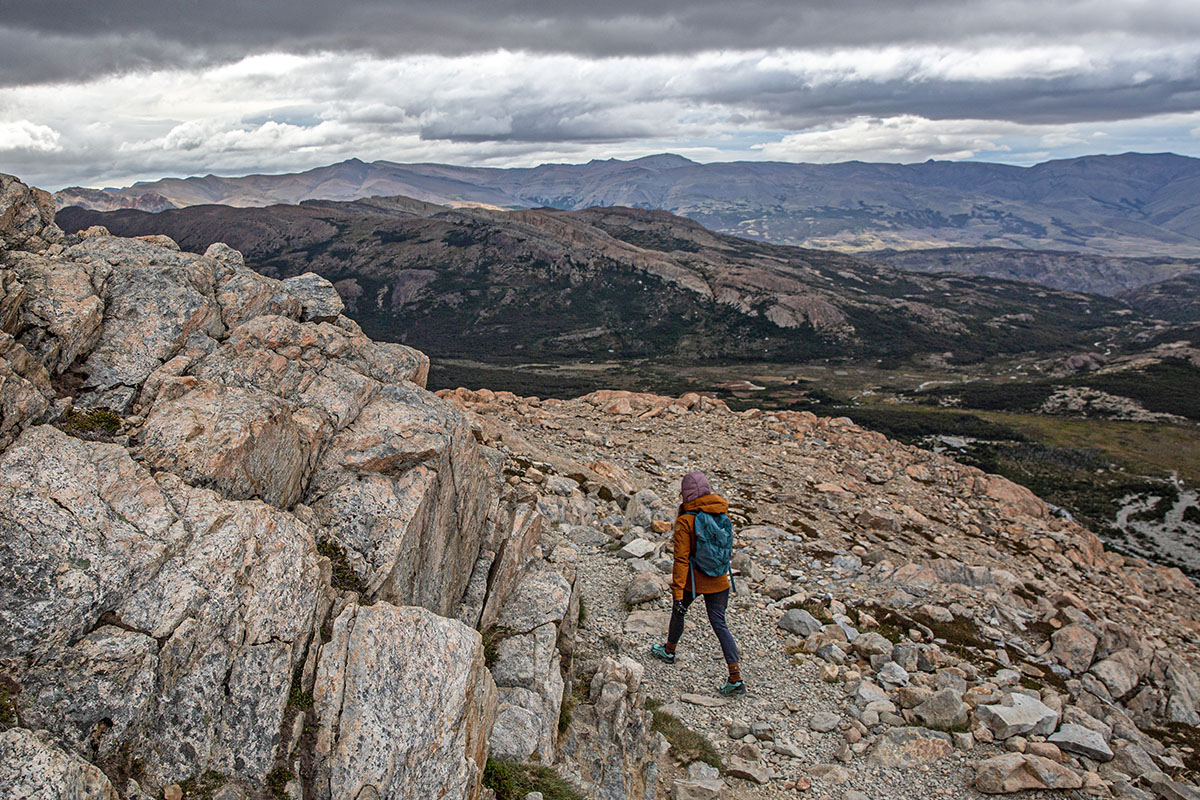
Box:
[2,41,1200,189]
[753,116,1026,162]
[0,120,61,152]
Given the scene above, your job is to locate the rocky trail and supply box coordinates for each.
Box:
[440,386,1200,800]
[2,170,1200,800]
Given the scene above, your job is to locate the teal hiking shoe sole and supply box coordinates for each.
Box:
[719,680,746,696]
[650,644,676,665]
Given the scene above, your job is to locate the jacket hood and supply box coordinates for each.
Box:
[681,471,712,504]
[682,493,728,514]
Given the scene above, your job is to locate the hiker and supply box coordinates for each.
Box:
[650,470,744,696]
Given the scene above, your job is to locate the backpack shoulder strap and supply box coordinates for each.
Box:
[677,510,697,595]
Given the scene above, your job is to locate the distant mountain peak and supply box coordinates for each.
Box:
[626,153,697,169]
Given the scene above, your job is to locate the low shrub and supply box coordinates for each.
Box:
[482,758,585,800]
[0,678,18,729]
[481,626,513,669]
[644,698,722,770]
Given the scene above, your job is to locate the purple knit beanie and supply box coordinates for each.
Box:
[681,471,712,503]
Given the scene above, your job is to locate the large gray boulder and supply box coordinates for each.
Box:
[69,236,227,411]
[911,688,969,731]
[777,608,823,636]
[975,693,1060,740]
[1,436,325,787]
[0,426,189,668]
[1048,724,1114,762]
[137,378,322,509]
[313,603,497,800]
[282,272,345,323]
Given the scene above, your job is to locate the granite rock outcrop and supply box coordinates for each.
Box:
[0,174,517,800]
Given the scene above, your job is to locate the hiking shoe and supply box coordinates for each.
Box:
[719,680,746,696]
[650,644,676,665]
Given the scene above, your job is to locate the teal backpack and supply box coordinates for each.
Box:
[684,510,736,594]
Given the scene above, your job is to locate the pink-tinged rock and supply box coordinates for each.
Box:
[67,236,226,408]
[0,173,62,251]
[0,426,186,667]
[981,475,1046,519]
[974,753,1082,794]
[1051,624,1098,674]
[137,377,323,509]
[0,728,118,800]
[307,383,491,614]
[281,272,344,323]
[1091,653,1139,699]
[868,727,953,767]
[6,252,103,374]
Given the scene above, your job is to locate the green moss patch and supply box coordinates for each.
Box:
[316,538,367,596]
[265,765,295,800]
[0,677,18,729]
[288,664,313,712]
[178,770,226,800]
[55,408,122,441]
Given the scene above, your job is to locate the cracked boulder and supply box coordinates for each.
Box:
[974,753,1082,794]
[312,603,496,800]
[306,381,492,614]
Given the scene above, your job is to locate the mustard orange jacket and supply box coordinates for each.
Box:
[670,493,733,600]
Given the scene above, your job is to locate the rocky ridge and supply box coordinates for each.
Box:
[56,197,1134,366]
[437,385,1200,799]
[0,173,663,800]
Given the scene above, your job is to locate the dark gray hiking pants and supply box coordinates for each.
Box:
[667,588,739,664]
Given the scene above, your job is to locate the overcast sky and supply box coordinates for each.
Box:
[2,0,1199,190]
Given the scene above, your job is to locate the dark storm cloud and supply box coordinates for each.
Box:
[691,71,1200,130]
[3,0,1199,85]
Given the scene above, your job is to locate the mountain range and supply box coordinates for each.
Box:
[55,152,1200,259]
[57,197,1136,367]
